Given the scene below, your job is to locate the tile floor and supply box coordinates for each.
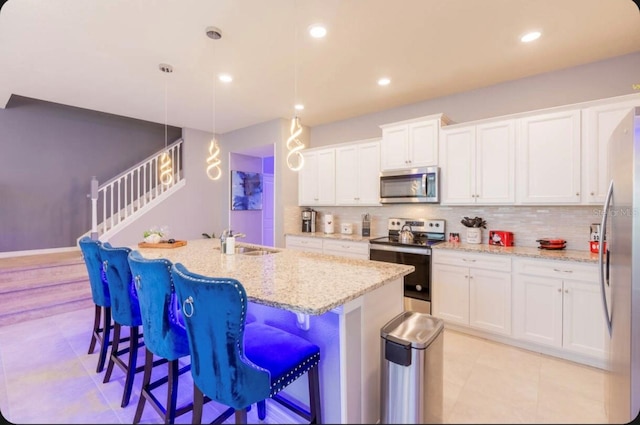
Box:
[0,306,608,424]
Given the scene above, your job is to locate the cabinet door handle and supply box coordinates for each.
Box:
[462,258,476,262]
[576,192,580,196]
[591,192,595,196]
[557,288,562,292]
[553,268,573,273]
[565,289,569,293]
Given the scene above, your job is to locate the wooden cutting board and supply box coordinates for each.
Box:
[137,240,187,249]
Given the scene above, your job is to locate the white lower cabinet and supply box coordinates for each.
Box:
[285,235,369,260]
[432,251,512,336]
[285,235,323,253]
[513,258,605,360]
[322,239,369,260]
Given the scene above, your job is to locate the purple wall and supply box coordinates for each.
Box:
[229,153,263,244]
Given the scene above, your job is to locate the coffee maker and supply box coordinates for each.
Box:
[302,208,317,233]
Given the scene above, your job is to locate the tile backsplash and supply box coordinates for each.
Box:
[286,204,604,251]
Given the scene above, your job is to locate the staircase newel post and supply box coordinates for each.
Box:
[90,176,99,241]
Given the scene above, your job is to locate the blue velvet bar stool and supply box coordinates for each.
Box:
[78,236,112,374]
[99,243,146,408]
[127,251,193,424]
[171,263,322,425]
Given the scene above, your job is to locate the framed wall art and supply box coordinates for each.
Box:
[230,170,263,211]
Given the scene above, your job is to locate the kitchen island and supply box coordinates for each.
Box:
[135,238,414,424]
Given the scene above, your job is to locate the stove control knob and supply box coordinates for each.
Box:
[435,223,440,227]
[429,223,433,227]
[416,285,423,291]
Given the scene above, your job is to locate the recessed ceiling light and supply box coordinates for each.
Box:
[520,31,541,43]
[295,104,305,111]
[308,24,327,39]
[378,77,391,86]
[218,74,233,83]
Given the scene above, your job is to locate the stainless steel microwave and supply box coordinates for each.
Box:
[379,166,439,204]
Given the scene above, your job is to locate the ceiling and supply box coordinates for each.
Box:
[1,0,639,135]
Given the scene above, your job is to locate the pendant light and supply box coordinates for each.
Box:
[206,26,222,181]
[287,2,305,171]
[159,63,173,186]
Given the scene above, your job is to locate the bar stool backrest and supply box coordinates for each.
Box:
[170,262,271,410]
[127,250,189,361]
[79,236,110,308]
[99,243,141,327]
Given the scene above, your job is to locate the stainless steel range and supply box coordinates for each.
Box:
[369,218,446,314]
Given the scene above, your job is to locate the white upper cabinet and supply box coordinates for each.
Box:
[379,114,450,171]
[298,148,335,206]
[440,125,475,204]
[582,99,640,204]
[440,120,515,204]
[516,109,582,204]
[335,139,381,205]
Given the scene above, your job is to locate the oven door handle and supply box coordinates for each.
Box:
[369,244,430,255]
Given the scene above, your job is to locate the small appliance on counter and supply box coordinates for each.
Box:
[323,213,335,234]
[362,213,371,237]
[536,238,567,250]
[589,223,605,253]
[488,230,514,247]
[340,222,353,235]
[301,208,317,233]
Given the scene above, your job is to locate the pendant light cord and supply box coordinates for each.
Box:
[294,0,298,111]
[206,29,222,181]
[164,74,168,149]
[212,37,216,136]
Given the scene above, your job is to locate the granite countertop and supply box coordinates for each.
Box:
[133,239,414,315]
[432,242,600,264]
[285,231,382,243]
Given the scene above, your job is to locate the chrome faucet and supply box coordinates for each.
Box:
[220,229,246,253]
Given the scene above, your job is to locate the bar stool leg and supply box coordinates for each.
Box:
[134,349,154,424]
[96,307,111,373]
[88,305,101,354]
[121,325,140,407]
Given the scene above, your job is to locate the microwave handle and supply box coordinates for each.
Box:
[422,173,427,195]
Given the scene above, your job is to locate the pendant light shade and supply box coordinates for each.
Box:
[286,116,304,171]
[159,63,173,187]
[287,3,305,171]
[206,138,222,180]
[206,26,223,181]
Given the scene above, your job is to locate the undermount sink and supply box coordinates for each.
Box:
[233,246,259,254]
[241,250,274,256]
[233,246,280,255]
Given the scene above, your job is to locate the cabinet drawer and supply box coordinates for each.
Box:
[514,259,598,283]
[432,250,511,272]
[285,236,324,252]
[323,240,369,257]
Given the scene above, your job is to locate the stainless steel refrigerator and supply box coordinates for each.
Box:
[600,107,640,423]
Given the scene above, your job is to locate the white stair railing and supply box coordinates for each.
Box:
[84,138,185,241]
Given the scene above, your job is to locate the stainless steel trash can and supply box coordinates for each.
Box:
[380,311,444,424]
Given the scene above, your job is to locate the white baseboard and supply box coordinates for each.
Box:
[0,246,79,259]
